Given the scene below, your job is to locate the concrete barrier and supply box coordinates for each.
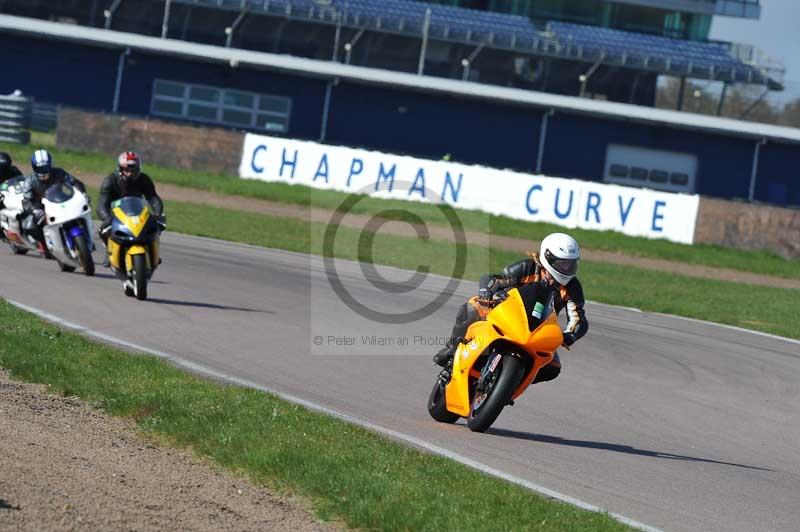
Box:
[695,197,800,259]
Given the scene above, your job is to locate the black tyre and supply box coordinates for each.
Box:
[74,234,94,276]
[467,354,524,433]
[427,375,460,424]
[132,254,148,301]
[57,260,76,272]
[10,244,27,255]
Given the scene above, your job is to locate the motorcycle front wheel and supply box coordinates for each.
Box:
[74,234,94,276]
[132,254,148,301]
[467,353,524,433]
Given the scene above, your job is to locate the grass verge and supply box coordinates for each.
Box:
[162,199,800,340]
[4,139,799,279]
[0,300,634,532]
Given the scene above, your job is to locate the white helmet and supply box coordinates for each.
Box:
[539,232,580,286]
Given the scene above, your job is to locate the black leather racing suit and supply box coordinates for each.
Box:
[97,171,163,226]
[439,253,589,383]
[97,171,163,245]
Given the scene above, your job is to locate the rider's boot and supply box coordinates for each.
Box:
[432,337,464,367]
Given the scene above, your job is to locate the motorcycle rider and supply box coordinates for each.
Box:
[20,149,87,255]
[97,151,164,266]
[433,232,588,384]
[0,152,23,185]
[0,152,23,231]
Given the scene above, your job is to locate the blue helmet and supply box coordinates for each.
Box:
[31,149,52,179]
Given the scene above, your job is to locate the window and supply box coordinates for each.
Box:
[649,169,669,183]
[609,164,629,178]
[604,144,697,193]
[151,79,291,133]
[630,167,648,181]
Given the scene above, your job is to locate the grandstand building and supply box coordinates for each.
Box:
[0,2,797,207]
[0,0,782,106]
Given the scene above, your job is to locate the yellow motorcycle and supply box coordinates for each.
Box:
[428,283,563,432]
[105,196,165,301]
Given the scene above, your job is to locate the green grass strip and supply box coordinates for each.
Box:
[0,300,634,532]
[162,199,799,340]
[4,139,799,279]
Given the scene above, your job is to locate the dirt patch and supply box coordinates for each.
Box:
[78,173,800,290]
[0,369,339,532]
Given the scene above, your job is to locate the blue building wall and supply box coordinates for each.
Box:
[118,51,328,142]
[542,113,757,200]
[758,143,800,206]
[1,31,798,207]
[0,34,118,110]
[327,82,543,171]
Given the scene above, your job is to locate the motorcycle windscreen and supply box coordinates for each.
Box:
[516,282,556,332]
[1,176,25,193]
[44,182,75,203]
[113,196,151,218]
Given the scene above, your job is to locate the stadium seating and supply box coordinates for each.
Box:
[174,0,767,84]
[547,21,765,84]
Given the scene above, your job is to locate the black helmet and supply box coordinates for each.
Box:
[0,152,12,175]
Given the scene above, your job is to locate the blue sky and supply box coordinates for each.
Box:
[710,0,800,84]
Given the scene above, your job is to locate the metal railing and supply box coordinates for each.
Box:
[0,91,31,144]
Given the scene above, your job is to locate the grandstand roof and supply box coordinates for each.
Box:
[1,13,798,146]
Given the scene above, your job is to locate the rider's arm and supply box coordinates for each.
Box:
[561,278,588,345]
[21,175,38,213]
[67,172,87,194]
[476,258,539,299]
[96,175,115,223]
[141,174,164,217]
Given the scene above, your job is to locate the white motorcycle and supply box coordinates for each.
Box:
[0,179,95,275]
[0,176,39,255]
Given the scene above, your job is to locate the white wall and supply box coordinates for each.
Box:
[239,133,700,244]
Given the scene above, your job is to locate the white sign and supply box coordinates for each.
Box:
[239,133,700,244]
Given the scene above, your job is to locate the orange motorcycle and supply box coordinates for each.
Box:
[427,282,563,432]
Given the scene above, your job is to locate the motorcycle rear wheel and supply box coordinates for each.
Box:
[427,375,460,423]
[467,354,524,433]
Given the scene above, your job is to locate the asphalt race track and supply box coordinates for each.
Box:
[2,232,799,532]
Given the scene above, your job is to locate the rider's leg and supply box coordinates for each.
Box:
[533,352,561,383]
[433,302,481,367]
[99,222,111,267]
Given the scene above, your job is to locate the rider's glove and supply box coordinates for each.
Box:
[477,287,493,301]
[562,331,577,347]
[33,208,45,226]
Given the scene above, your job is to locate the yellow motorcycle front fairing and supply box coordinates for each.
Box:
[444,288,564,417]
[107,239,123,270]
[112,205,150,238]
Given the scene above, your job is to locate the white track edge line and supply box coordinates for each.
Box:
[7,298,662,532]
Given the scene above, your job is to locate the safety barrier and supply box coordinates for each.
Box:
[0,91,31,144]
